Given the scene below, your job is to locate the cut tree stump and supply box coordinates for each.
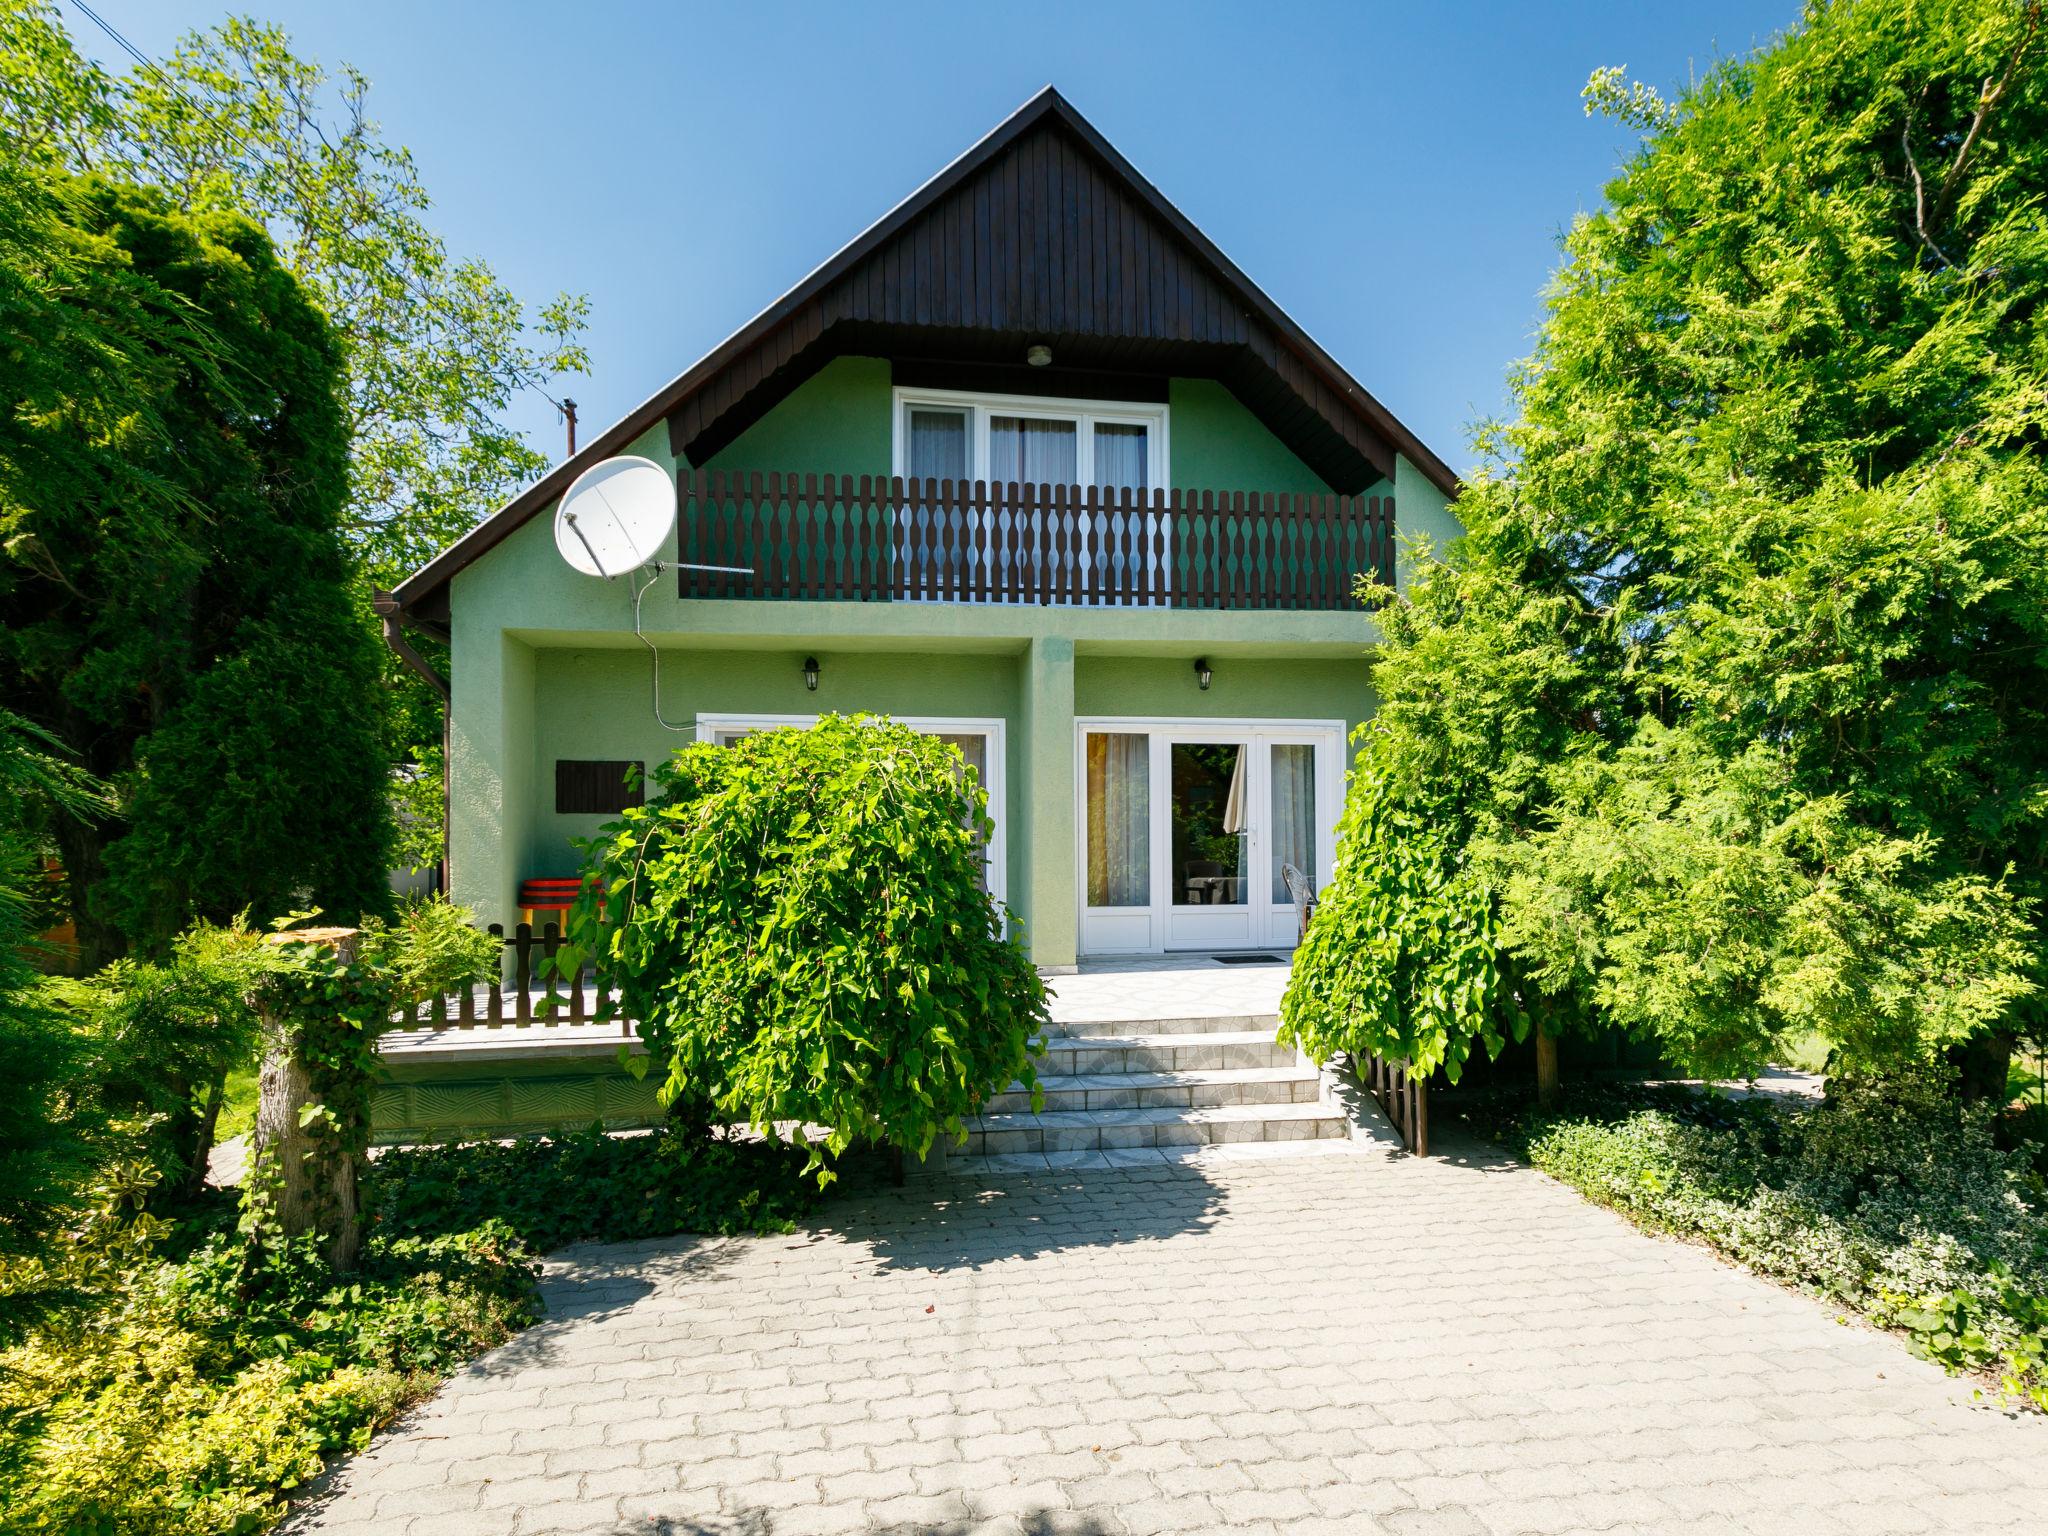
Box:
[250,926,364,1272]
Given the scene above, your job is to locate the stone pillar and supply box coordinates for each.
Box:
[1019,636,1078,973]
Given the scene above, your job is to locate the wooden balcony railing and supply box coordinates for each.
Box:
[675,471,1394,609]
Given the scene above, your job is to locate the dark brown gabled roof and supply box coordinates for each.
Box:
[392,85,1458,622]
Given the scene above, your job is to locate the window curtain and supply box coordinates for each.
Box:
[906,410,970,597]
[1093,423,1149,491]
[929,731,992,893]
[989,416,1078,483]
[1085,732,1150,907]
[1268,743,1316,904]
[1094,423,1149,600]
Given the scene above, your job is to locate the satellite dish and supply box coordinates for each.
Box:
[553,455,674,578]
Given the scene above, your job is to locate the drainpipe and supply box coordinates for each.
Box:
[373,590,452,896]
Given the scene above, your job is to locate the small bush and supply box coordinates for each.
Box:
[570,715,1048,1178]
[362,1126,819,1251]
[0,1166,538,1536]
[1476,1070,2048,1409]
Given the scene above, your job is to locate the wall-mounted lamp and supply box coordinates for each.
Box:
[1194,657,1212,691]
[1025,342,1053,367]
[802,656,820,692]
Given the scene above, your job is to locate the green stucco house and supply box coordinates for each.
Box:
[384,87,1461,975]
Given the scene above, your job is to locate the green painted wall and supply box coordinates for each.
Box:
[689,357,1331,492]
[527,644,1020,878]
[1074,655,1374,743]
[442,362,1438,965]
[702,356,892,474]
[1167,378,1333,494]
[1394,451,1462,591]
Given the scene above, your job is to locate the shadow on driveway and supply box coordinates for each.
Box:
[613,1508,1118,1535]
[811,1161,1229,1274]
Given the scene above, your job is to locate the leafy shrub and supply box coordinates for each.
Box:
[569,716,1047,1179]
[1481,1071,2048,1409]
[363,1126,819,1251]
[0,1163,538,1536]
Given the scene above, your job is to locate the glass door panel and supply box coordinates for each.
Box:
[1169,742,1247,908]
[1163,738,1255,951]
[1268,742,1316,906]
[1081,732,1153,953]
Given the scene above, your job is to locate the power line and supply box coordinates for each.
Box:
[64,0,328,211]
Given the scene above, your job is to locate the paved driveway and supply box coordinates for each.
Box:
[294,1140,2048,1536]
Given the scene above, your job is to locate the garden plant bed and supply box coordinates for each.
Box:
[0,1129,818,1536]
[1452,1073,2048,1412]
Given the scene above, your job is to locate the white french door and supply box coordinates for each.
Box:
[1077,719,1343,955]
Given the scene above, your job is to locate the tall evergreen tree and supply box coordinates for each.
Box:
[1286,0,2048,1090]
[0,170,388,964]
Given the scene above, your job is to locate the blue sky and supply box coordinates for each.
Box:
[75,1,1797,479]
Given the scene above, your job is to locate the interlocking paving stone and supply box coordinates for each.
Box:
[285,1136,2048,1535]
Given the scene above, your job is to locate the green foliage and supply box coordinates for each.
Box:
[364,1126,819,1253]
[251,899,498,1177]
[0,164,391,964]
[1482,1070,2048,1411]
[50,919,269,1210]
[0,1161,538,1536]
[0,712,108,1251]
[572,716,1047,1179]
[1,1,592,865]
[1286,0,2048,1083]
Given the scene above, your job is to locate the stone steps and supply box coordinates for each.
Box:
[984,1064,1322,1114]
[948,1007,1357,1169]
[1044,1012,1281,1039]
[1035,1030,1295,1075]
[962,1100,1349,1156]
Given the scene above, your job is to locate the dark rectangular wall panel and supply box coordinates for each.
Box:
[555,760,644,815]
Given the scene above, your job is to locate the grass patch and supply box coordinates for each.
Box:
[1457,1072,2048,1411]
[213,1060,261,1142]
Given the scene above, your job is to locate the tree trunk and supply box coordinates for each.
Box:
[249,927,363,1272]
[1953,1029,2016,1107]
[178,1076,226,1202]
[50,812,124,973]
[1535,1022,1560,1109]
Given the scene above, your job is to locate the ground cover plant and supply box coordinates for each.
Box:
[569,715,1048,1181]
[1462,1073,2048,1410]
[363,1126,820,1252]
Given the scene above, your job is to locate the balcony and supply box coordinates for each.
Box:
[676,471,1393,610]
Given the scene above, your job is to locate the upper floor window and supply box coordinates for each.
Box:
[893,388,1168,494]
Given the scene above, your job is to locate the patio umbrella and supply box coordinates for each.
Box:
[1221,746,1246,836]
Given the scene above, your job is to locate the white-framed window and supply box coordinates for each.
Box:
[891,387,1170,604]
[695,712,1008,905]
[891,387,1169,491]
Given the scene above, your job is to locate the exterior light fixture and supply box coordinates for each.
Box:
[1194,657,1212,691]
[1025,343,1053,367]
[802,656,820,692]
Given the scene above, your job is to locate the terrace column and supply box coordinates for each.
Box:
[1019,635,1078,973]
[447,621,536,931]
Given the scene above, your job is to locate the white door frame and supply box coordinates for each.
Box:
[696,712,1007,905]
[1074,716,1344,956]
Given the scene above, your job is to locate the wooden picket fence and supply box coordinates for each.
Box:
[1361,1049,1429,1156]
[393,922,629,1034]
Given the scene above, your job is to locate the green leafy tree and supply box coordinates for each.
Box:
[571,717,1048,1182]
[1,1,591,870]
[1286,0,2047,1091]
[0,170,390,964]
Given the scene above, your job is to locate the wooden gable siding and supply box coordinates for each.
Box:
[667,123,1393,489]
